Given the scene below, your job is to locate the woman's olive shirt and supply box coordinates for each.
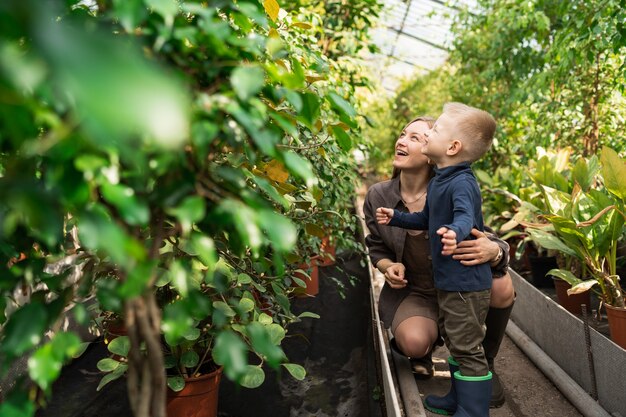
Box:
[363,176,510,328]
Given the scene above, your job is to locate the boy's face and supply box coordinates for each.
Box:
[422,112,457,161]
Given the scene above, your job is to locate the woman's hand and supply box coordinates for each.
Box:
[452,229,500,266]
[383,262,408,289]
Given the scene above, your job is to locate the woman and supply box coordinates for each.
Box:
[363,116,515,408]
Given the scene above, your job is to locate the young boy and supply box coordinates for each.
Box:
[376,102,496,417]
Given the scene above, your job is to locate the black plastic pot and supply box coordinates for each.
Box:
[528,255,558,288]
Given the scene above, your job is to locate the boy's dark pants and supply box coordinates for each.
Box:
[437,289,491,376]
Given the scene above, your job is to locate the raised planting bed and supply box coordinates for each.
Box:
[509,269,626,417]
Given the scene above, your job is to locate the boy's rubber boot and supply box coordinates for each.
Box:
[452,371,492,417]
[424,356,459,415]
[482,302,514,408]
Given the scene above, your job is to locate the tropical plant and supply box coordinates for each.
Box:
[523,147,625,308]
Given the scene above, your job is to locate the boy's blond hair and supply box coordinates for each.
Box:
[443,102,496,162]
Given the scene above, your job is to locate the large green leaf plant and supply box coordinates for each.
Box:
[524,147,626,308]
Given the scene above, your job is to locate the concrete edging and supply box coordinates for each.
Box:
[506,320,614,417]
[509,269,625,417]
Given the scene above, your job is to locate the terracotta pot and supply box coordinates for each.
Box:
[167,366,223,417]
[317,236,336,267]
[293,256,320,297]
[103,320,128,361]
[553,278,591,315]
[605,303,626,350]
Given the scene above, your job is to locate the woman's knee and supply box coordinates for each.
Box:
[490,273,515,308]
[395,319,438,357]
[396,333,431,357]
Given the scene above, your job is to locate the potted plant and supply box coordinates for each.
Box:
[524,147,626,347]
[95,258,305,417]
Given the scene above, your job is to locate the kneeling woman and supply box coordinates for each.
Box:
[363,116,515,408]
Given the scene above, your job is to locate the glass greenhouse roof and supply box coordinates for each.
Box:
[367,0,477,93]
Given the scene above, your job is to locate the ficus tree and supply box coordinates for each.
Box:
[0,0,381,416]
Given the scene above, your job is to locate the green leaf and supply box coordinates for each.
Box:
[100,183,150,226]
[212,331,247,380]
[39,18,189,148]
[571,156,597,192]
[297,92,320,129]
[237,273,252,284]
[0,303,47,357]
[181,350,200,368]
[190,233,217,269]
[162,302,194,346]
[282,363,306,380]
[600,147,626,201]
[0,389,35,417]
[258,210,296,252]
[96,364,128,391]
[78,206,146,268]
[28,344,62,392]
[97,358,121,372]
[548,269,597,295]
[331,126,352,151]
[231,66,265,101]
[540,185,571,216]
[215,199,262,255]
[327,91,357,118]
[547,269,582,287]
[112,0,147,33]
[246,322,285,367]
[167,376,185,392]
[168,260,189,297]
[183,327,201,341]
[51,332,82,357]
[526,228,577,257]
[258,312,273,325]
[164,355,177,369]
[265,323,286,345]
[167,196,206,232]
[297,312,320,319]
[145,0,179,23]
[107,336,130,357]
[282,151,317,188]
[118,261,156,298]
[239,297,255,313]
[213,301,236,317]
[240,365,265,388]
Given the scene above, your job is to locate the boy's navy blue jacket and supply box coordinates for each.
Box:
[388,162,491,292]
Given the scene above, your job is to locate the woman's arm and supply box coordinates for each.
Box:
[363,188,408,288]
[363,188,397,266]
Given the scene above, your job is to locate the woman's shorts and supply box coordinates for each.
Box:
[391,290,439,334]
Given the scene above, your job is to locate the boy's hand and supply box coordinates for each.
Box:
[376,207,394,225]
[437,227,457,255]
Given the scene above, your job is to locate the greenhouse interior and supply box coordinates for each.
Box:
[1,1,625,417]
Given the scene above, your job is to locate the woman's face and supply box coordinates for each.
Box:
[392,120,431,171]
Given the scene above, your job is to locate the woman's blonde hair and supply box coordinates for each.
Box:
[391,116,435,178]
